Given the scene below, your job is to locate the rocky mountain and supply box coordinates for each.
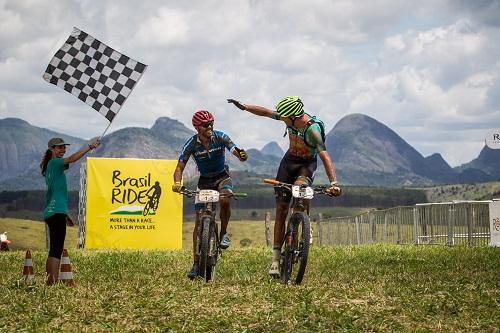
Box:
[260,142,284,158]
[0,117,279,190]
[227,148,281,176]
[150,117,196,149]
[326,114,496,186]
[1,114,499,190]
[0,117,193,190]
[456,146,500,180]
[0,118,85,181]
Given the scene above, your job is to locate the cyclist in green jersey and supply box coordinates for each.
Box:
[228,96,341,276]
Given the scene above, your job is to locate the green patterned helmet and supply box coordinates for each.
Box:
[276,96,304,117]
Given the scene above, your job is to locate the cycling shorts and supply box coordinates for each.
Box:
[195,169,233,210]
[275,152,317,204]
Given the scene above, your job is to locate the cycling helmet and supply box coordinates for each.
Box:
[276,96,304,117]
[192,110,214,127]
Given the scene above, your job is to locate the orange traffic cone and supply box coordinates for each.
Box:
[59,249,75,286]
[22,250,35,285]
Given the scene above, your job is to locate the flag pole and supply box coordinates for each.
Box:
[87,119,113,157]
[99,120,113,140]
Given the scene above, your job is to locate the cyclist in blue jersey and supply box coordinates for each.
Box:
[172,110,248,279]
[228,96,341,277]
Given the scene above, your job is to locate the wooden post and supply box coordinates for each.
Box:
[397,208,402,244]
[369,211,376,243]
[264,212,272,247]
[447,205,454,246]
[317,213,323,246]
[413,206,418,245]
[355,216,361,245]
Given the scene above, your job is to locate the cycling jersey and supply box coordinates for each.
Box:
[273,112,327,159]
[178,130,236,177]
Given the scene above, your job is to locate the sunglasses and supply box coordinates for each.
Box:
[200,121,214,128]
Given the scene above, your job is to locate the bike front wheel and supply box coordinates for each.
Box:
[282,211,311,285]
[205,221,219,282]
[198,216,211,280]
[142,201,151,216]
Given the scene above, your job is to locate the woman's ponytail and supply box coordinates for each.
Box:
[40,149,52,177]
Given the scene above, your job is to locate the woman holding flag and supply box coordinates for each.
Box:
[40,137,100,285]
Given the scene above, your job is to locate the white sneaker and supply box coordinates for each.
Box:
[268,259,280,277]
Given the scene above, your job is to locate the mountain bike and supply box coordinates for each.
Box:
[263,179,338,284]
[177,188,247,282]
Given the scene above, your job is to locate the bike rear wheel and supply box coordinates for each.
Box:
[281,211,310,285]
[198,216,211,280]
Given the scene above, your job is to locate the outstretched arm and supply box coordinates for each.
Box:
[227,99,276,119]
[63,139,100,164]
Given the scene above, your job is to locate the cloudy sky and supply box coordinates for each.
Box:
[1,0,499,166]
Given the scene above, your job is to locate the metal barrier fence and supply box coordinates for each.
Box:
[315,201,492,246]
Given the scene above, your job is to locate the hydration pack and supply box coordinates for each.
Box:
[283,113,326,148]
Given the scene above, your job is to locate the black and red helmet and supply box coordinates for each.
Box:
[192,110,214,127]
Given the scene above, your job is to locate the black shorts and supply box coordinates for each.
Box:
[275,152,317,203]
[195,169,233,210]
[197,169,233,191]
[44,213,67,259]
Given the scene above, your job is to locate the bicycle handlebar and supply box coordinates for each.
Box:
[176,188,247,199]
[263,178,280,186]
[262,179,341,196]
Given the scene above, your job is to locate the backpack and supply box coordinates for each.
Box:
[283,113,326,148]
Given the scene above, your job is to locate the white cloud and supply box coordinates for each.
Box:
[136,7,190,46]
[384,35,405,51]
[1,0,500,168]
[0,0,23,39]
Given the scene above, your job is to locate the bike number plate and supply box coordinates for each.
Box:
[292,185,314,199]
[196,189,220,203]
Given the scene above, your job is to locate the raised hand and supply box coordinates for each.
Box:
[227,99,246,110]
[88,138,101,150]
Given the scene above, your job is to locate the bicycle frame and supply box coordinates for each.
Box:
[264,178,334,284]
[177,188,246,282]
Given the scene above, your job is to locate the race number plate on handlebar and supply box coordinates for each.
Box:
[196,189,220,203]
[292,185,314,199]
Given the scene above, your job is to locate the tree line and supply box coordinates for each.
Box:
[0,186,428,221]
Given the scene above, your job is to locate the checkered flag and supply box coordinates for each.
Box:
[43,27,147,122]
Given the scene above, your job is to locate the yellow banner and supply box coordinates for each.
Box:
[85,157,182,249]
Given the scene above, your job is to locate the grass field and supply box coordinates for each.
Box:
[0,218,79,251]
[0,218,271,251]
[0,217,331,251]
[424,181,500,202]
[1,245,499,332]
